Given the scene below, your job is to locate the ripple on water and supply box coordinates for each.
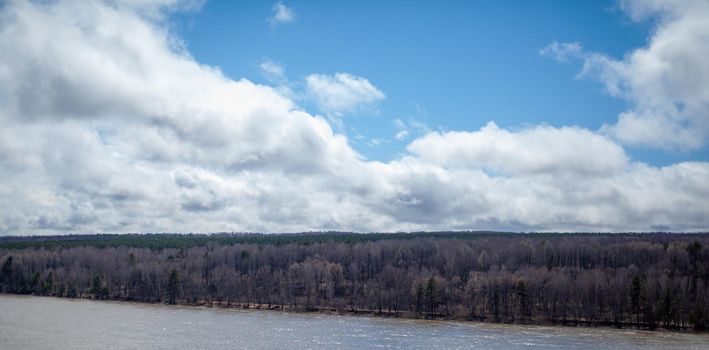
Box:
[1,295,708,350]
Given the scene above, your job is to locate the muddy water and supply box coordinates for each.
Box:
[0,295,707,349]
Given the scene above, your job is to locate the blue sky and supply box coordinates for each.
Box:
[171,0,705,165]
[1,0,708,234]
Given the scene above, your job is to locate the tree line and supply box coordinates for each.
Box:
[1,233,707,330]
[0,231,650,250]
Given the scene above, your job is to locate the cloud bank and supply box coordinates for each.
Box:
[0,0,708,235]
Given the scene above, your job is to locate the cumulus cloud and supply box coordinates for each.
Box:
[0,0,364,233]
[408,122,628,176]
[0,0,707,235]
[543,0,709,150]
[305,73,386,115]
[267,2,296,28]
[371,157,709,232]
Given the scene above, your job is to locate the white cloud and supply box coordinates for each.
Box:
[539,41,583,62]
[408,122,629,176]
[0,0,707,235]
[0,0,364,233]
[259,59,286,83]
[394,130,409,140]
[367,138,390,147]
[305,73,385,115]
[393,117,430,137]
[543,0,709,150]
[267,2,296,28]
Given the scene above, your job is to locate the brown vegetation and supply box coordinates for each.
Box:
[1,233,707,330]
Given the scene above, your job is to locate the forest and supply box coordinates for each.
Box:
[1,232,707,330]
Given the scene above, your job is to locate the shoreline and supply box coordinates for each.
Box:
[3,234,706,331]
[2,293,701,333]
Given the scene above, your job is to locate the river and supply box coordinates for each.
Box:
[0,295,706,349]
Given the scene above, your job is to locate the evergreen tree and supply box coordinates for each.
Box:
[631,273,646,324]
[425,277,437,314]
[167,269,179,305]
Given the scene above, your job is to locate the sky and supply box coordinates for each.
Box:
[0,0,708,235]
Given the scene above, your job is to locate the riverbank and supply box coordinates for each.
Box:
[3,234,706,331]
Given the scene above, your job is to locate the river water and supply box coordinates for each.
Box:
[0,295,707,349]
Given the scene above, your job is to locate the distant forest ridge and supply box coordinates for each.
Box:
[1,231,708,250]
[1,232,707,331]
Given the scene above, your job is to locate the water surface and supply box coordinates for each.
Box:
[0,295,707,349]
